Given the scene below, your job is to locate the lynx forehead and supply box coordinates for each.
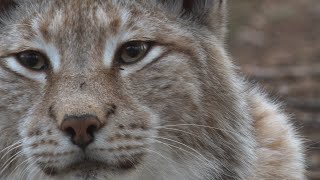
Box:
[0,0,304,180]
[3,1,172,78]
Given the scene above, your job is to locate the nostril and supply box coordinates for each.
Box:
[87,125,98,137]
[60,115,101,149]
[65,127,76,137]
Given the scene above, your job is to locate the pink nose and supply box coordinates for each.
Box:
[60,115,101,149]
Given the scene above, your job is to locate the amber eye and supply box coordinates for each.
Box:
[119,41,150,64]
[16,51,48,71]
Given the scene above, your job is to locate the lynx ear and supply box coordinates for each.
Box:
[0,0,17,26]
[158,0,227,40]
[0,0,17,11]
[0,0,17,17]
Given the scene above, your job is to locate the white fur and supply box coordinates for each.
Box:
[3,57,46,83]
[95,7,110,26]
[120,46,165,77]
[31,15,62,73]
[103,36,119,67]
[42,43,61,72]
[102,8,135,68]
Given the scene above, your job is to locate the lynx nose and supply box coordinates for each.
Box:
[61,115,101,149]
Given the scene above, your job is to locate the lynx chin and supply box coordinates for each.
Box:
[0,0,305,179]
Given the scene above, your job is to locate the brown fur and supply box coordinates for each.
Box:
[0,0,304,179]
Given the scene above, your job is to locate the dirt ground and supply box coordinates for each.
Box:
[229,0,320,179]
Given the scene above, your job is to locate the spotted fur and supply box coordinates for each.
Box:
[0,0,304,179]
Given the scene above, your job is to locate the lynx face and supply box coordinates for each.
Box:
[0,1,257,180]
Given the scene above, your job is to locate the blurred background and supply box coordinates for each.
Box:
[229,0,320,179]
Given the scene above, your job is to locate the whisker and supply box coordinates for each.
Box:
[141,147,179,176]
[147,138,209,166]
[0,144,22,163]
[131,154,154,176]
[18,158,37,180]
[157,127,205,139]
[141,147,176,164]
[0,140,23,155]
[27,165,41,180]
[0,150,24,175]
[123,156,138,170]
[21,157,41,180]
[155,124,239,136]
[151,136,211,164]
[9,156,34,178]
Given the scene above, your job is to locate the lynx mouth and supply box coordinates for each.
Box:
[41,155,144,176]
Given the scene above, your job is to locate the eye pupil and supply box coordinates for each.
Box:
[119,41,150,64]
[16,51,48,71]
[125,46,141,58]
[22,53,38,66]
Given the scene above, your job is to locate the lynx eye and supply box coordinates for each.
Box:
[119,41,150,64]
[16,51,48,71]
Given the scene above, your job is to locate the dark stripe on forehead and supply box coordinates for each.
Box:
[109,16,121,35]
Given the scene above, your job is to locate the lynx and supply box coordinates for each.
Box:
[0,0,304,179]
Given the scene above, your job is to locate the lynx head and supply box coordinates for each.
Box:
[0,0,255,179]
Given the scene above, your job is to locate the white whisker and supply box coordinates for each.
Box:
[156,124,239,136]
[147,138,210,166]
[151,136,211,164]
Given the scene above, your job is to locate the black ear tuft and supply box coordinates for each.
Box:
[181,0,215,16]
[158,0,227,41]
[158,0,220,18]
[182,0,197,13]
[0,0,17,17]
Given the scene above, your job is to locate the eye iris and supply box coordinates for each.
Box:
[125,45,142,58]
[120,42,149,64]
[17,51,47,71]
[21,53,39,67]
